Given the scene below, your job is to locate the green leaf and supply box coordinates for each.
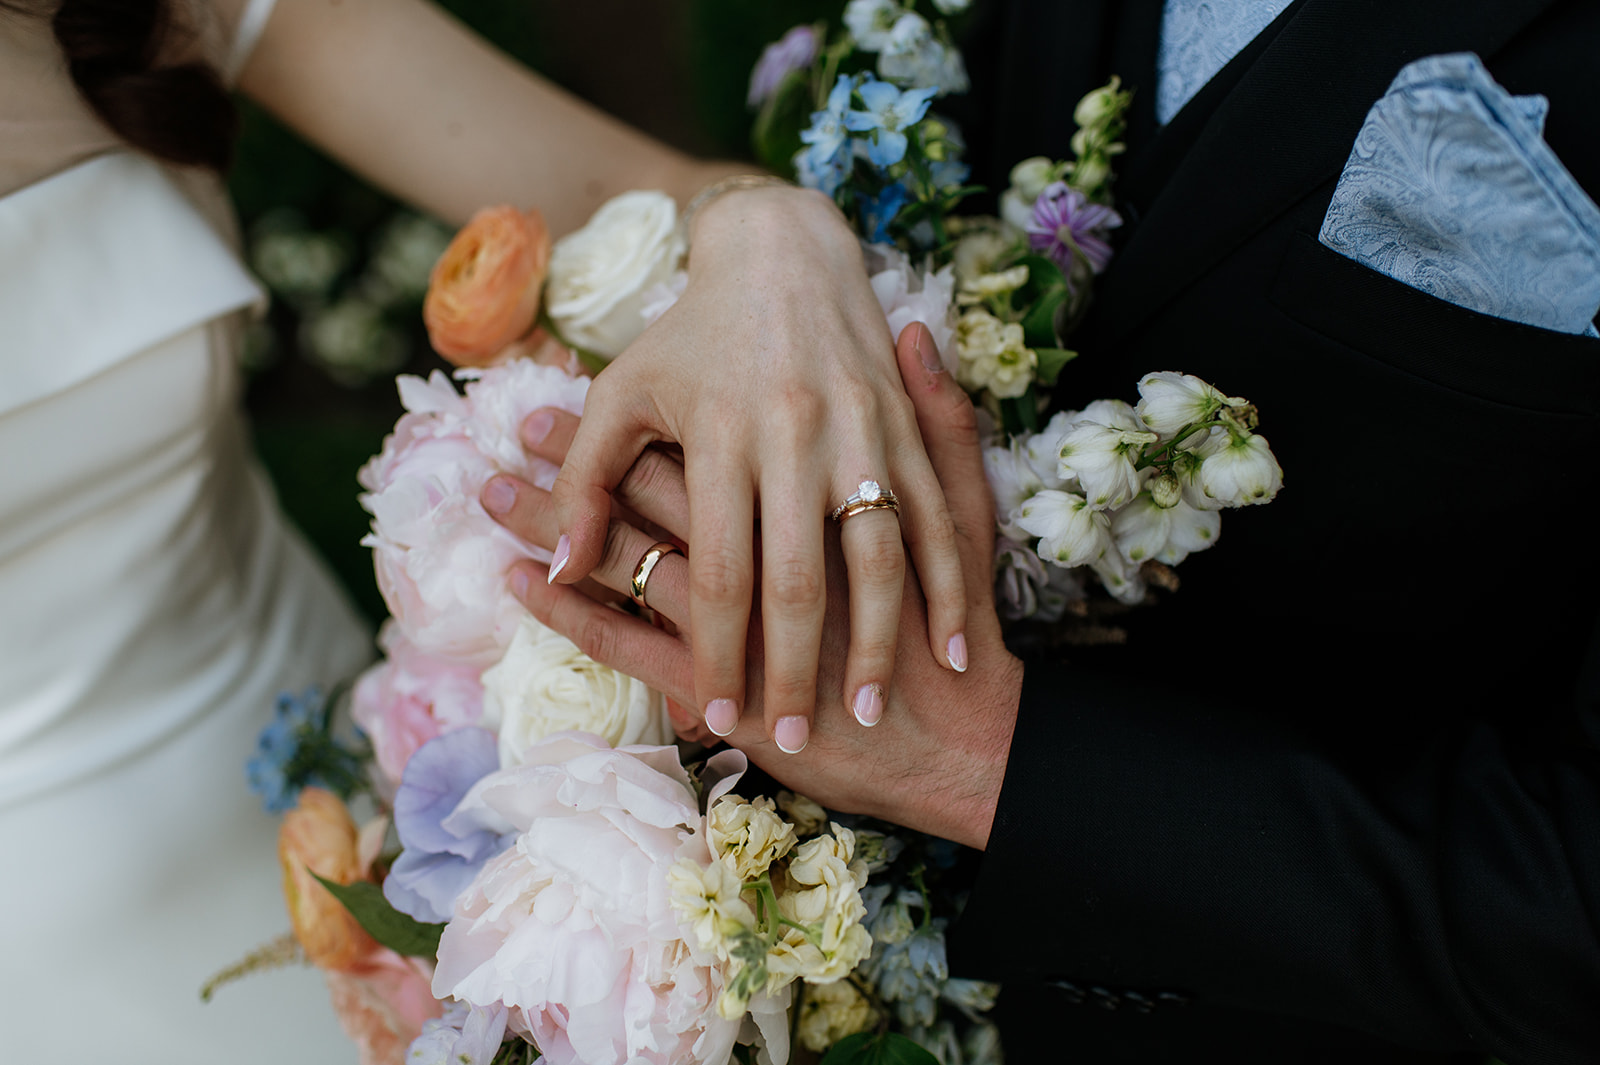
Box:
[1033,346,1078,386]
[313,875,444,958]
[1014,254,1070,348]
[751,68,814,177]
[819,1032,941,1065]
[999,388,1039,435]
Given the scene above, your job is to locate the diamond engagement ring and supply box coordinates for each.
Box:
[829,479,900,523]
[630,541,683,609]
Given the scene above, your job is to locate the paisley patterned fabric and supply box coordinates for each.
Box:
[1319,53,1600,336]
[1156,0,1293,125]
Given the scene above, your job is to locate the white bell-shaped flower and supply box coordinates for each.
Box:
[1135,372,1243,438]
[1109,492,1171,564]
[984,441,1044,541]
[1156,499,1222,565]
[1091,548,1146,605]
[1056,420,1157,510]
[1024,411,1077,490]
[1196,431,1283,506]
[1015,489,1111,567]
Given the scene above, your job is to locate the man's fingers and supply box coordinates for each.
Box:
[508,561,695,707]
[520,406,581,465]
[547,384,662,586]
[895,323,993,568]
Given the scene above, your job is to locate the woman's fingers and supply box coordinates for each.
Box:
[684,450,755,740]
[894,323,995,595]
[833,476,905,729]
[756,468,829,753]
[546,379,661,586]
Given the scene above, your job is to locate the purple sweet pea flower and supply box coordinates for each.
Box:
[1026,181,1122,283]
[382,728,512,924]
[748,24,819,109]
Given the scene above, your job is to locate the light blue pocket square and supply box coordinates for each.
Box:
[1319,53,1600,337]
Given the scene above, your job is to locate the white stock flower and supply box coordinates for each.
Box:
[1015,489,1111,567]
[1156,498,1222,565]
[1135,371,1242,438]
[777,792,829,837]
[546,190,684,359]
[480,615,669,765]
[796,980,877,1052]
[707,795,796,881]
[1056,420,1157,509]
[958,263,1030,303]
[951,224,1019,286]
[668,857,757,955]
[766,827,872,988]
[877,14,969,96]
[1000,156,1060,230]
[1195,432,1283,506]
[844,0,903,50]
[954,308,1034,397]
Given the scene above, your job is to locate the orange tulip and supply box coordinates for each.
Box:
[423,206,550,366]
[279,787,378,971]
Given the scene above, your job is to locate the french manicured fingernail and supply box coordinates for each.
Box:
[852,684,884,727]
[509,568,530,601]
[522,409,555,448]
[774,715,810,754]
[547,534,570,584]
[946,633,968,673]
[915,327,945,373]
[482,477,516,515]
[705,698,739,737]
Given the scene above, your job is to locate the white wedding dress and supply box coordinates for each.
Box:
[0,3,373,1061]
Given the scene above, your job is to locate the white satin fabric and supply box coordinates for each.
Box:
[0,3,376,1058]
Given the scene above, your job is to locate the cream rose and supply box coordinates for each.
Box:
[545,190,685,360]
[480,615,669,765]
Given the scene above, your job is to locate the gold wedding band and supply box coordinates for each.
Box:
[630,541,683,608]
[829,479,900,523]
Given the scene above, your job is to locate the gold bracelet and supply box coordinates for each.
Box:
[680,174,792,243]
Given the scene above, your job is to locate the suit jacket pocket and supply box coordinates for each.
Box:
[1270,232,1600,416]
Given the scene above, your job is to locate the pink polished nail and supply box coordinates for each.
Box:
[774,715,810,754]
[522,409,555,448]
[946,633,969,673]
[547,534,571,584]
[482,477,516,515]
[852,684,884,727]
[705,698,739,737]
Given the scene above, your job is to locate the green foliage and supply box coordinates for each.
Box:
[1033,347,1078,387]
[313,875,445,958]
[1014,254,1070,349]
[819,1032,941,1065]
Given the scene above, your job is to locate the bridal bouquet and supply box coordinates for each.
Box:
[235,3,1283,1064]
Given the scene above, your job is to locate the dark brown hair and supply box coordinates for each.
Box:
[4,0,238,172]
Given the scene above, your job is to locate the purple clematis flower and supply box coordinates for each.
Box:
[748,25,819,109]
[382,727,512,924]
[1026,180,1122,283]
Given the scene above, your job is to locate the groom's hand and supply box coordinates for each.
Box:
[485,323,1022,848]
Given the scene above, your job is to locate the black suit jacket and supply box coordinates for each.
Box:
[947,2,1600,1062]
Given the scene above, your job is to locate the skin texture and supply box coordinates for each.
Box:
[482,324,1023,849]
[237,0,968,746]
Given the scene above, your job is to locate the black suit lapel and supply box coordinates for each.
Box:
[1086,0,1560,350]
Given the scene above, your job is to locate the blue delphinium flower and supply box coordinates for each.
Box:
[796,74,858,196]
[247,689,320,813]
[858,182,912,243]
[844,77,938,169]
[383,728,513,924]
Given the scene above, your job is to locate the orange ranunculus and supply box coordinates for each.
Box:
[278,787,378,971]
[423,205,550,366]
[325,948,442,1065]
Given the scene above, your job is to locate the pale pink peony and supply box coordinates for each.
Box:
[351,622,486,788]
[431,734,755,1065]
[864,242,956,370]
[359,365,587,665]
[325,949,443,1065]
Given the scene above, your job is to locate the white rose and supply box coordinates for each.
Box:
[480,615,669,765]
[545,190,685,360]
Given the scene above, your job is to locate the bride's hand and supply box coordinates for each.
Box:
[487,324,1020,848]
[542,185,969,753]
